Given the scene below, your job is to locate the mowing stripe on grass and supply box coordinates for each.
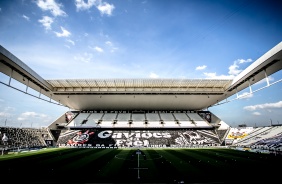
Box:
[111,149,166,183]
[153,149,188,182]
[156,149,202,175]
[0,148,83,171]
[37,148,97,166]
[183,149,240,167]
[139,149,160,179]
[59,149,119,171]
[169,149,221,172]
[159,149,243,183]
[97,149,129,178]
[203,148,262,162]
[216,148,282,167]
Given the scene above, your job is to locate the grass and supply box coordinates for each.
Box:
[0,147,281,184]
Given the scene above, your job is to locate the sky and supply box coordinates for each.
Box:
[0,0,282,128]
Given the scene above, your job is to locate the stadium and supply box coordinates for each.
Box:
[0,41,282,184]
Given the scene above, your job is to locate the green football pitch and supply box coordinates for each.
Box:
[0,147,281,184]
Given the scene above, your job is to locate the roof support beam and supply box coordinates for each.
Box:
[25,79,29,93]
[264,69,270,87]
[39,88,42,98]
[248,80,252,94]
[8,69,13,86]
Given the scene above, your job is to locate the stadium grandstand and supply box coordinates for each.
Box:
[1,41,282,153]
[0,42,282,183]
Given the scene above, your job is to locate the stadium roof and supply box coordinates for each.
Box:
[46,78,232,93]
[1,41,282,111]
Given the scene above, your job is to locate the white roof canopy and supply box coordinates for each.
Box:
[47,79,232,93]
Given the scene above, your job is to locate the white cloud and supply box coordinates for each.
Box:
[237,58,252,64]
[149,72,159,78]
[0,112,11,117]
[110,47,118,53]
[66,39,75,45]
[237,92,253,99]
[38,16,53,30]
[75,0,97,11]
[4,107,15,111]
[74,52,93,63]
[94,46,104,52]
[244,101,282,111]
[0,106,15,118]
[36,0,66,17]
[75,0,114,16]
[203,72,234,79]
[228,62,241,76]
[204,58,253,79]
[228,59,252,76]
[105,41,112,46]
[97,2,115,16]
[22,14,30,21]
[252,112,261,116]
[196,65,207,70]
[17,112,36,121]
[17,111,47,121]
[54,26,71,37]
[89,46,104,52]
[105,41,118,52]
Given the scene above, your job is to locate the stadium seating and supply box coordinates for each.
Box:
[233,126,282,152]
[65,111,213,129]
[235,126,272,146]
[0,127,52,150]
